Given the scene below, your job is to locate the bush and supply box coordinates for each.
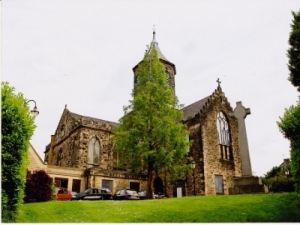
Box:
[24,170,54,203]
[263,165,295,192]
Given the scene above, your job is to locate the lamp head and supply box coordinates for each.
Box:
[30,106,39,117]
[285,169,289,176]
[191,160,196,169]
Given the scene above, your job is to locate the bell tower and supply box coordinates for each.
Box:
[132,30,177,92]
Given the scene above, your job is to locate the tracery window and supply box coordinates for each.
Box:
[88,137,100,165]
[216,112,233,160]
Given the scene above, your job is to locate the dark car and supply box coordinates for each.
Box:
[73,187,113,200]
[113,189,140,200]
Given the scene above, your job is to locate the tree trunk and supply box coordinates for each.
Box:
[147,162,154,199]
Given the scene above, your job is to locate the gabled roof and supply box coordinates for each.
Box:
[181,96,210,121]
[181,84,233,121]
[54,106,119,137]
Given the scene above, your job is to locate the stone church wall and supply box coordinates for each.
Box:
[51,126,114,170]
[200,95,242,195]
[187,122,206,196]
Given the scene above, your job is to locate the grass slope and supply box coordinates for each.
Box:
[17,193,300,222]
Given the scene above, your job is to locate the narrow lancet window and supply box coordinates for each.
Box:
[88,137,100,165]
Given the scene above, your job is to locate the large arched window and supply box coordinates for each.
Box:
[88,137,100,165]
[216,112,233,160]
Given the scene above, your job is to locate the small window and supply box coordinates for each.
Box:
[130,182,140,192]
[186,134,190,153]
[165,70,170,84]
[102,180,113,191]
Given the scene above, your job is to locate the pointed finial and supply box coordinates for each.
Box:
[153,24,156,40]
[65,104,67,108]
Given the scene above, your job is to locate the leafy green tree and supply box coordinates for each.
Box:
[113,47,190,199]
[287,10,300,92]
[277,10,300,193]
[277,104,300,192]
[24,170,53,203]
[1,82,36,222]
[263,165,294,192]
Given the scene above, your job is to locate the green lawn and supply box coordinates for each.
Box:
[17,193,300,222]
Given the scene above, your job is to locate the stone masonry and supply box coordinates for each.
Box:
[183,84,242,195]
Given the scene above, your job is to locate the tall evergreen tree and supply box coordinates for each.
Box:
[113,46,190,199]
[287,10,300,92]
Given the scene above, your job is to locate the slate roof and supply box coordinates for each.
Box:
[151,31,169,63]
[69,110,119,129]
[181,96,210,121]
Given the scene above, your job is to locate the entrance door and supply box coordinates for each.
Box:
[173,180,186,197]
[154,177,164,195]
[214,175,223,194]
[72,179,81,193]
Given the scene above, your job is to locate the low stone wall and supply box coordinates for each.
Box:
[229,176,268,194]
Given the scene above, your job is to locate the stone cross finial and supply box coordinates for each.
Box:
[216,78,221,86]
[232,101,252,177]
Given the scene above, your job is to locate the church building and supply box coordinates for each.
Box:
[42,31,266,196]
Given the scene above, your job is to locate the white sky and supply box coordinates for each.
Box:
[2,0,299,176]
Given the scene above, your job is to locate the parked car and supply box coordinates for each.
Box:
[113,189,140,200]
[138,190,164,199]
[72,188,113,200]
[71,191,78,200]
[55,187,72,201]
[138,190,147,200]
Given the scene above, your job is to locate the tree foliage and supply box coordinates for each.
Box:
[277,10,300,193]
[263,165,294,192]
[277,96,300,193]
[287,10,300,92]
[1,82,36,222]
[113,47,190,198]
[24,170,54,203]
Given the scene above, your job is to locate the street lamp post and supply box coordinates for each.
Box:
[190,160,196,196]
[26,100,39,117]
[285,169,290,190]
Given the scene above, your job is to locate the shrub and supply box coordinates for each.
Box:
[24,170,54,203]
[1,82,36,222]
